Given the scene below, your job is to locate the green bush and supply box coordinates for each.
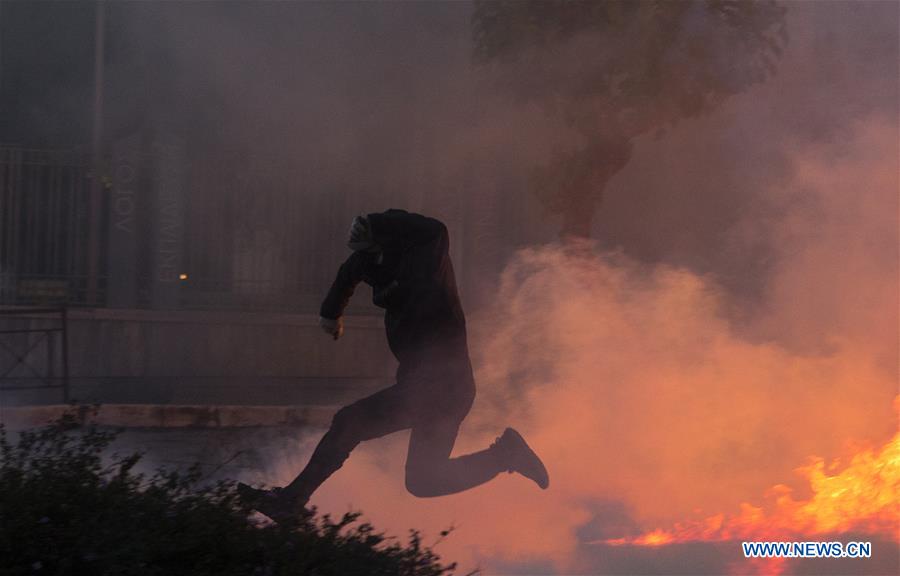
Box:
[0,414,466,576]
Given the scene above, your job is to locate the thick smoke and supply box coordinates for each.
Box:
[254,2,897,571]
[12,1,887,308]
[262,113,896,574]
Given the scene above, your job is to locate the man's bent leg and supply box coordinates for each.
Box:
[283,385,413,503]
[404,414,505,498]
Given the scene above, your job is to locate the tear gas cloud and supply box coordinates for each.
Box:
[192,2,896,574]
[263,113,897,574]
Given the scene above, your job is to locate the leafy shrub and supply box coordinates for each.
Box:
[0,413,466,576]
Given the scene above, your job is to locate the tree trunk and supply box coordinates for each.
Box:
[560,195,597,239]
[559,131,632,239]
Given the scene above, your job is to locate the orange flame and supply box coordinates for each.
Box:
[605,398,900,575]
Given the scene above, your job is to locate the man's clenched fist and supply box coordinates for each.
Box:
[319,316,344,340]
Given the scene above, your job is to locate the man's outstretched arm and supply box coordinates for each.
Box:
[319,252,366,339]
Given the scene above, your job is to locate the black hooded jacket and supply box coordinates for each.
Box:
[320,210,469,369]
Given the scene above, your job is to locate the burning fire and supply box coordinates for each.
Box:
[606,397,900,557]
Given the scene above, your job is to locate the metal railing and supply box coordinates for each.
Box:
[0,307,70,402]
[0,144,365,312]
[1,147,92,309]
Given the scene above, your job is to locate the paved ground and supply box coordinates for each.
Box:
[112,425,326,487]
[0,403,334,429]
[0,403,334,489]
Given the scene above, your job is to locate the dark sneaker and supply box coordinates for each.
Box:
[493,428,550,489]
[237,482,310,525]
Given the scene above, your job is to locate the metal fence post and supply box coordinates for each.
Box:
[61,306,70,403]
[86,0,106,305]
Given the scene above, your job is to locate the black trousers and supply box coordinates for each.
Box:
[286,360,504,499]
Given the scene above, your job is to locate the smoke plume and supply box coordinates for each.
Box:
[258,112,897,574]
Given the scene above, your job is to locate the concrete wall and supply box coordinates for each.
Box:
[0,308,396,407]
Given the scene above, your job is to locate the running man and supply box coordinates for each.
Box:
[240,209,548,522]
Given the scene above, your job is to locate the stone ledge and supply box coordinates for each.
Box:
[0,306,385,328]
[0,404,335,430]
